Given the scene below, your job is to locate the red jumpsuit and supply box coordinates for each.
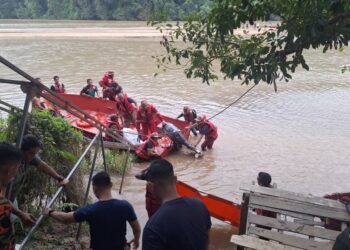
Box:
[98,73,115,88]
[99,73,119,99]
[115,93,136,125]
[198,119,218,150]
[136,104,163,137]
[145,183,162,218]
[104,120,122,141]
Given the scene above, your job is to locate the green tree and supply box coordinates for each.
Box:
[24,0,48,18]
[0,0,213,20]
[75,0,97,19]
[46,0,79,19]
[151,0,350,89]
[0,0,21,18]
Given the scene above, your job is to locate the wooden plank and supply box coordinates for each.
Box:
[249,204,318,222]
[239,194,250,235]
[248,213,339,241]
[249,194,350,222]
[248,226,334,250]
[240,184,344,209]
[293,219,325,227]
[231,235,300,250]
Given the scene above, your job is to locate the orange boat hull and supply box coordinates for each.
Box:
[176,181,241,227]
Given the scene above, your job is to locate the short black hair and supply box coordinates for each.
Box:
[92,171,112,188]
[258,172,272,187]
[87,78,92,83]
[143,159,174,182]
[0,143,22,169]
[53,76,59,80]
[21,135,42,151]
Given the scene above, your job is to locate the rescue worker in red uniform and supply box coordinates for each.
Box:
[50,76,65,93]
[135,133,161,162]
[136,101,163,139]
[99,71,122,100]
[104,114,122,141]
[135,166,162,218]
[99,71,116,89]
[194,116,218,151]
[177,106,198,136]
[115,93,137,127]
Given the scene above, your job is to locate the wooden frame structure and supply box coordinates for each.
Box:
[232,184,350,250]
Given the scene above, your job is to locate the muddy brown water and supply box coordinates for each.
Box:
[1,20,350,249]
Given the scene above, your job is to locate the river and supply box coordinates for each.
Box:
[1,20,350,249]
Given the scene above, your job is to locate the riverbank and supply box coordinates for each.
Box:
[0,20,276,39]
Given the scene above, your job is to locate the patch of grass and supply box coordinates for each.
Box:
[104,149,133,174]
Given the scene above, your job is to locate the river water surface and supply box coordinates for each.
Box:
[1,20,350,249]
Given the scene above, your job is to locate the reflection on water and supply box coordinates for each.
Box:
[1,21,350,249]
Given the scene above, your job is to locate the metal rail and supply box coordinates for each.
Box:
[18,133,100,249]
[0,55,133,248]
[0,99,22,112]
[0,79,30,85]
[0,55,132,148]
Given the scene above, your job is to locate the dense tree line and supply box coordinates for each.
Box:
[0,0,212,20]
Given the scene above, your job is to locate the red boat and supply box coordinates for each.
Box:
[44,94,190,158]
[41,93,243,226]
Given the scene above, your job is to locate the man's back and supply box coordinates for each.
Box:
[143,197,211,250]
[74,199,137,250]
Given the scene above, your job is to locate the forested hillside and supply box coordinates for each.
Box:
[0,0,212,20]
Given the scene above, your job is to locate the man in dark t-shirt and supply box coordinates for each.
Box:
[8,135,68,202]
[44,171,141,250]
[142,159,211,250]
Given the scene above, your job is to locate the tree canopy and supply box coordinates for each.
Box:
[151,0,350,88]
[0,0,212,20]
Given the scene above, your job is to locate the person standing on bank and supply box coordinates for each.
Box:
[142,159,211,250]
[44,171,141,250]
[8,135,68,202]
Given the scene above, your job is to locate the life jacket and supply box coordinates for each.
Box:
[184,109,197,123]
[135,137,158,160]
[138,104,157,125]
[197,119,218,137]
[115,94,136,116]
[104,120,123,141]
[52,83,65,93]
[99,72,116,88]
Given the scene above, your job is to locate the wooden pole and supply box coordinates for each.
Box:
[119,148,131,194]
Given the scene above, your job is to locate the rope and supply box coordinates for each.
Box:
[207,84,257,121]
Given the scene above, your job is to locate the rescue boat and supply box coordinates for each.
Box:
[42,94,242,226]
[43,93,190,158]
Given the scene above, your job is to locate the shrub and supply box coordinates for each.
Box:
[0,110,87,210]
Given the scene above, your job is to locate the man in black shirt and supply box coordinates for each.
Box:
[44,171,141,250]
[142,159,211,250]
